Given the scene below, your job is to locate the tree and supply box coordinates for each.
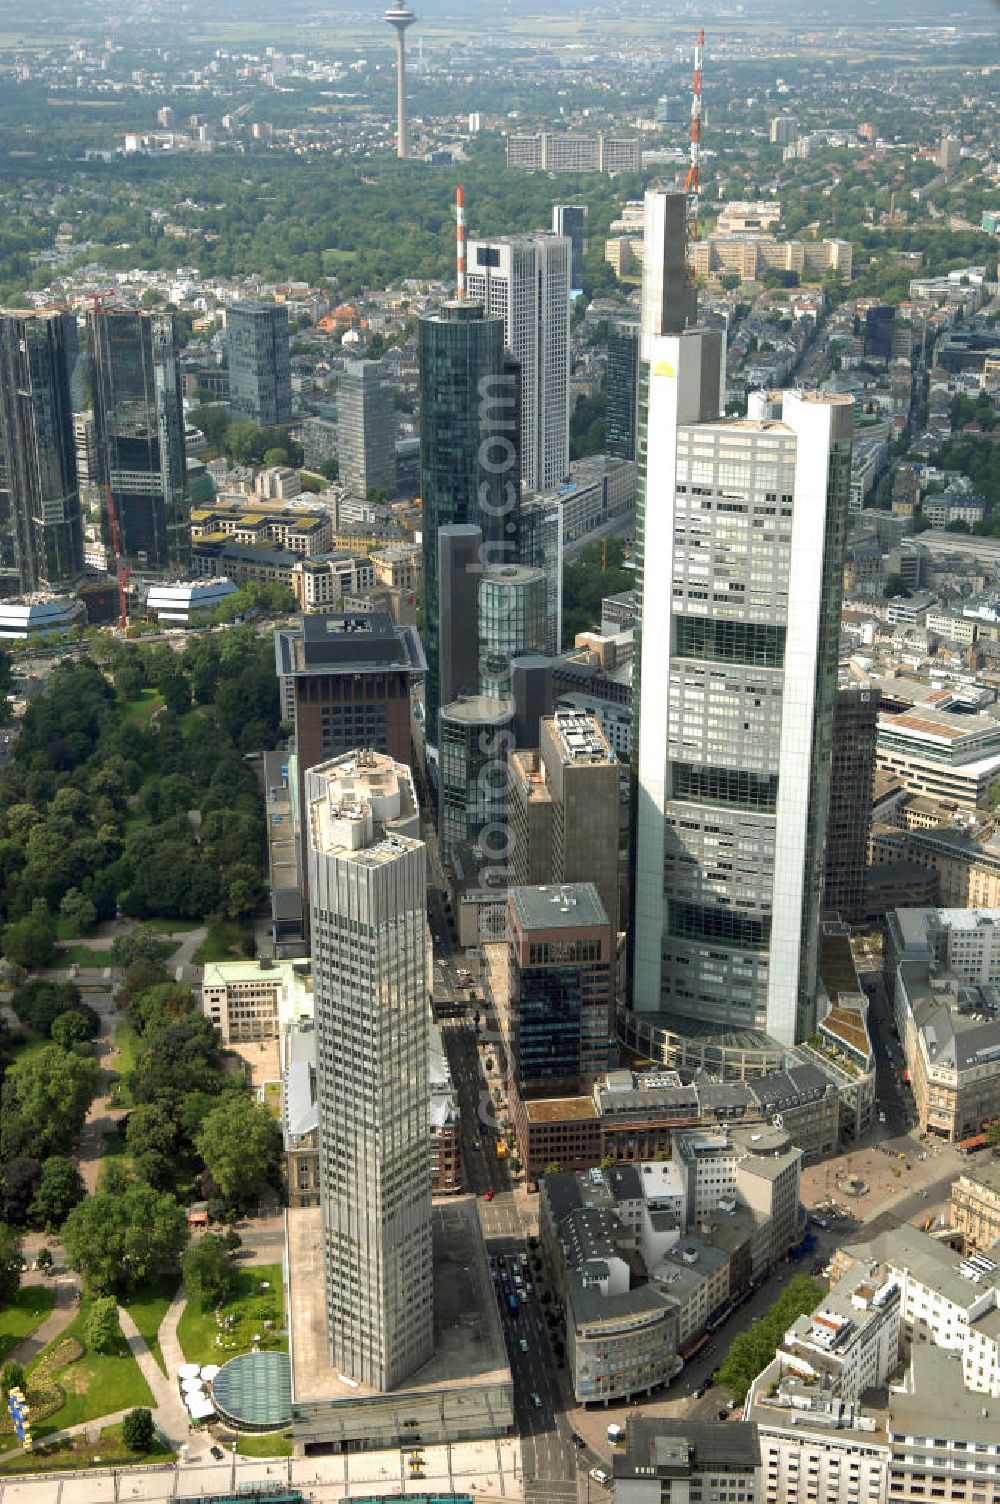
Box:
[62,1183,188,1294]
[35,1246,52,1271]
[28,1155,86,1229]
[122,1406,155,1453]
[196,1094,281,1211]
[0,1361,25,1399]
[59,888,97,935]
[124,1104,177,1159]
[111,927,169,970]
[262,445,290,468]
[7,1046,99,1157]
[1,1156,42,1225]
[543,1162,563,1176]
[0,1222,22,1306]
[11,979,83,1037]
[1,908,56,970]
[84,1296,121,1355]
[182,1233,238,1310]
[51,1007,100,1049]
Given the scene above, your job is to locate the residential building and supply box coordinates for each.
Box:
[337,359,395,501]
[227,301,292,427]
[89,308,188,570]
[506,131,641,174]
[507,883,613,1096]
[419,301,511,755]
[951,1162,1000,1253]
[553,204,587,288]
[717,202,782,234]
[615,1418,761,1504]
[884,907,1000,1141]
[466,232,571,492]
[305,750,433,1390]
[291,554,377,612]
[509,708,621,940]
[825,686,880,923]
[630,329,853,1048]
[190,501,333,557]
[478,563,548,699]
[0,311,84,591]
[770,116,798,145]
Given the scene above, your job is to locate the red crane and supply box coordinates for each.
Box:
[105,485,130,632]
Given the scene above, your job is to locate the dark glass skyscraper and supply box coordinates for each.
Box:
[227,301,292,427]
[606,319,639,462]
[0,312,84,591]
[90,309,187,570]
[419,300,515,754]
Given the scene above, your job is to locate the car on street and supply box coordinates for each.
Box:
[572,1433,586,1449]
[520,1338,529,1353]
[483,1189,495,1201]
[590,1468,611,1487]
[210,1445,225,1459]
[531,1391,542,1408]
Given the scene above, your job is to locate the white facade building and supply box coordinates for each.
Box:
[466,231,571,492]
[631,325,853,1045]
[305,750,433,1391]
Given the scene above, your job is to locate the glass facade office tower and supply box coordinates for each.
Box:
[552,204,587,289]
[338,359,396,500]
[478,563,548,699]
[306,751,433,1391]
[227,301,292,427]
[631,335,853,1049]
[419,301,513,756]
[438,695,514,867]
[466,233,571,493]
[606,319,639,462]
[824,684,880,924]
[0,312,84,591]
[89,309,188,570]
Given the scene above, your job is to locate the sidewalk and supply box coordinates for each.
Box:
[155,1282,188,1380]
[117,1306,190,1450]
[4,1276,78,1368]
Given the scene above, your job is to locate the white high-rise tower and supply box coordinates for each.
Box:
[466,232,571,492]
[630,334,854,1049]
[384,5,416,160]
[306,750,433,1390]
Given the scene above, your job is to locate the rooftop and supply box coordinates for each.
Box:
[306,750,421,864]
[275,611,425,677]
[615,1417,761,1477]
[509,883,608,933]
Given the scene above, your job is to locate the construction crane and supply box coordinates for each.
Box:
[684,29,704,243]
[105,485,130,633]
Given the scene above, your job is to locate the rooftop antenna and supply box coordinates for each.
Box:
[685,29,704,249]
[455,184,466,298]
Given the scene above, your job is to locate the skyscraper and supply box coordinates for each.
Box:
[227,301,292,428]
[466,232,571,493]
[640,189,696,343]
[89,308,187,570]
[419,300,513,756]
[478,563,548,699]
[606,319,639,462]
[0,312,84,592]
[631,341,853,1048]
[438,524,482,709]
[337,359,395,500]
[824,685,880,924]
[552,204,587,289]
[306,749,433,1391]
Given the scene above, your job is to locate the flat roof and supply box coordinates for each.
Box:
[509,882,608,932]
[287,1201,510,1404]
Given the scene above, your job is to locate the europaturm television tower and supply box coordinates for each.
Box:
[384,5,416,159]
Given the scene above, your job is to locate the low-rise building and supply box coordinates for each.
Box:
[951,1161,1000,1253]
[614,1418,761,1504]
[201,957,313,1045]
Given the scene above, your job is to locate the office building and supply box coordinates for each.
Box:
[437,523,483,709]
[864,305,896,362]
[466,232,571,492]
[419,301,512,756]
[305,750,433,1390]
[518,495,563,656]
[338,359,395,501]
[89,308,187,570]
[227,301,292,427]
[509,709,621,940]
[615,1419,761,1504]
[438,694,514,867]
[606,319,640,462]
[0,312,84,591]
[552,204,587,288]
[641,189,697,341]
[478,563,548,699]
[631,329,853,1048]
[824,686,880,923]
[506,131,641,175]
[939,135,962,171]
[507,883,613,1096]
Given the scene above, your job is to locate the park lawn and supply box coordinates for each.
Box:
[97,1125,133,1188]
[142,917,202,934]
[192,918,253,965]
[53,944,115,968]
[176,1264,285,1367]
[0,1422,173,1474]
[0,1285,56,1362]
[121,1275,179,1377]
[123,689,164,723]
[23,1301,155,1441]
[236,1431,294,1458]
[55,916,100,942]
